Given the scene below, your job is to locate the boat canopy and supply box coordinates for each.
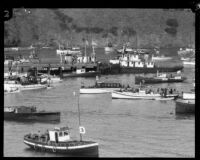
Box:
[95,82,122,88]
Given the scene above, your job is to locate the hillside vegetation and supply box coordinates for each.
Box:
[4,8,195,48]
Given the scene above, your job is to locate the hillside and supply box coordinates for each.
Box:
[4,8,195,49]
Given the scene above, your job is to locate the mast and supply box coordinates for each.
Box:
[84,41,87,58]
[77,92,82,141]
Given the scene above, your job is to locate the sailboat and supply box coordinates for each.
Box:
[23,91,99,156]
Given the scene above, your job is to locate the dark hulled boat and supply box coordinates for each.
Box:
[4,106,60,122]
[24,127,99,156]
[135,72,186,84]
[175,92,195,114]
[23,91,99,156]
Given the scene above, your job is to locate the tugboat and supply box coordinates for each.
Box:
[135,71,186,84]
[4,106,60,122]
[23,92,99,156]
[175,92,195,114]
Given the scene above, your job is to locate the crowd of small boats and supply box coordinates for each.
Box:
[4,45,195,157]
[80,76,195,113]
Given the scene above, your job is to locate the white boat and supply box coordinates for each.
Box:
[112,89,161,100]
[80,81,123,94]
[20,84,47,91]
[4,80,47,91]
[112,88,178,100]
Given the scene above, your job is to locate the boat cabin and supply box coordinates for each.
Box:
[4,106,37,113]
[49,127,70,143]
[95,82,122,88]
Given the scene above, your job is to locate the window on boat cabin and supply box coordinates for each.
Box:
[64,131,68,136]
[59,131,63,137]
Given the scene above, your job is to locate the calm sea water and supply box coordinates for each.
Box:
[4,55,195,157]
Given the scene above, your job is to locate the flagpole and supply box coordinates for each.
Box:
[77,92,82,141]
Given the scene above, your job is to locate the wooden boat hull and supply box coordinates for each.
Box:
[175,99,195,114]
[23,138,99,156]
[135,76,185,84]
[80,88,120,94]
[4,112,60,122]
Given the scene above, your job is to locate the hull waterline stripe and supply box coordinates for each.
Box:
[24,140,98,150]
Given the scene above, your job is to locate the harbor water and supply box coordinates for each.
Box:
[4,65,195,157]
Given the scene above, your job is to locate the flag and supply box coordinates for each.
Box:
[79,126,86,134]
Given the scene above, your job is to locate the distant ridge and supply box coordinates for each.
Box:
[4,9,195,49]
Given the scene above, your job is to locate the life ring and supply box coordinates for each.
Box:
[34,144,38,150]
[41,145,45,151]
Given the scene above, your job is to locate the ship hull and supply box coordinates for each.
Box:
[24,139,99,156]
[175,99,195,114]
[135,77,185,84]
[4,112,60,122]
[100,64,183,74]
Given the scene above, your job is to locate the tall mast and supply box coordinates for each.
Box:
[77,92,82,141]
[136,34,138,52]
[84,41,87,57]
